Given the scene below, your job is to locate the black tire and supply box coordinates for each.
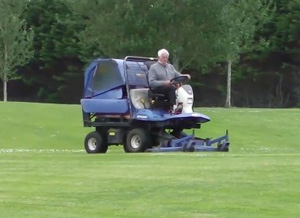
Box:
[124,128,151,152]
[84,131,108,153]
[218,142,229,152]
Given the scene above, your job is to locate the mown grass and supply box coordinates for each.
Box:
[0,102,300,218]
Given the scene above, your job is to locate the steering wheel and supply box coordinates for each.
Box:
[170,75,189,85]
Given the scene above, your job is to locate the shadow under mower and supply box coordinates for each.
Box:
[80,56,229,153]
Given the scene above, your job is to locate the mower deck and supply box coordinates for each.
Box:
[147,131,229,152]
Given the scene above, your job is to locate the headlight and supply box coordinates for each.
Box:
[187,98,193,104]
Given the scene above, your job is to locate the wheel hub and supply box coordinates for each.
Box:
[88,138,97,150]
[131,135,141,149]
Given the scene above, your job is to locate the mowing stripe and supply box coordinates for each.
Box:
[0,149,85,153]
[0,149,299,157]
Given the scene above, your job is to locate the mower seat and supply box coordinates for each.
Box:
[130,88,151,109]
[147,89,172,111]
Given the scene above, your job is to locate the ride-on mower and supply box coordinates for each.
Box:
[80,56,229,153]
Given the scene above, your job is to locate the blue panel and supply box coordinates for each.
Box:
[132,109,210,123]
[126,61,149,87]
[163,113,210,123]
[83,59,126,98]
[92,87,124,99]
[81,99,129,114]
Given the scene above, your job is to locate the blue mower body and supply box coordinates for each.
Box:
[80,56,229,153]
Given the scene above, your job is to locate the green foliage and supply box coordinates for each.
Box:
[23,0,81,65]
[213,0,274,63]
[234,0,300,107]
[20,0,83,103]
[0,0,34,101]
[145,0,227,69]
[211,0,274,107]
[72,0,228,69]
[0,0,299,107]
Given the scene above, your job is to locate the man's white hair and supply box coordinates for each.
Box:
[158,49,169,57]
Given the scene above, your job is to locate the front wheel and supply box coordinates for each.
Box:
[124,128,151,152]
[218,142,229,152]
[84,131,108,153]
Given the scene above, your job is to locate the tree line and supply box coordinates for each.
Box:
[0,0,299,108]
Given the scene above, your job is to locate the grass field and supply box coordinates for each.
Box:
[0,102,300,217]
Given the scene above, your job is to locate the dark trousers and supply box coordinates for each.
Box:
[151,85,176,106]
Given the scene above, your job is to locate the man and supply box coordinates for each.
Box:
[148,48,191,113]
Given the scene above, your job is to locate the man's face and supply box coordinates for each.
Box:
[159,53,168,65]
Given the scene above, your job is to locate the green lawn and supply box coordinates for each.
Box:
[0,102,300,218]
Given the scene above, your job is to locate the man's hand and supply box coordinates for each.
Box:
[164,80,178,88]
[183,74,191,79]
[164,80,172,86]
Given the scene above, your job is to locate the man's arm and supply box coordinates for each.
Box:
[171,65,191,79]
[171,65,182,78]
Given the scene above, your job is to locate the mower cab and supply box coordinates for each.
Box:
[80,56,229,153]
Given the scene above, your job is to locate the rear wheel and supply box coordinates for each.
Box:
[124,128,151,152]
[84,131,108,153]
